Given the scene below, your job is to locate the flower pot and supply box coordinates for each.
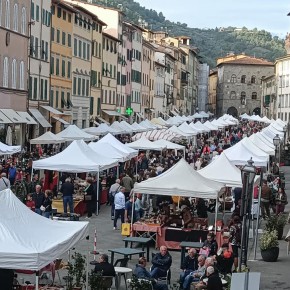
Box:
[261,247,279,262]
[277,226,284,240]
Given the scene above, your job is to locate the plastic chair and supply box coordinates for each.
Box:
[150,253,171,285]
[114,257,130,289]
[100,275,114,290]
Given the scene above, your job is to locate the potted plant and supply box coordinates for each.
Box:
[88,270,105,290]
[265,214,287,240]
[260,229,279,262]
[128,275,153,290]
[66,252,86,290]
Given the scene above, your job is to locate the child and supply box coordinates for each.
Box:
[26,194,35,211]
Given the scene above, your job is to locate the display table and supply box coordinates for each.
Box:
[132,223,162,247]
[123,237,151,261]
[100,188,108,204]
[52,199,86,216]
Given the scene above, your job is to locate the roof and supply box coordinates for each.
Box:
[69,3,98,20]
[218,56,274,66]
[103,32,121,42]
[52,0,77,13]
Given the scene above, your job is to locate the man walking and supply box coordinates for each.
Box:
[60,177,74,213]
[260,179,271,219]
[109,179,121,219]
[113,187,125,230]
[121,173,134,200]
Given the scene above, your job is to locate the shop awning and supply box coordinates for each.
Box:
[16,111,37,125]
[29,109,52,128]
[96,116,110,125]
[174,108,180,114]
[0,111,13,124]
[0,109,27,123]
[149,109,155,113]
[52,116,70,125]
[170,110,178,116]
[136,112,143,120]
[41,105,63,115]
[102,110,123,117]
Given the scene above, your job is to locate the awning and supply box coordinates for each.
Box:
[0,111,13,124]
[149,109,155,113]
[52,116,70,125]
[16,111,37,125]
[29,109,52,128]
[96,116,110,125]
[102,110,123,117]
[136,112,143,120]
[174,108,180,114]
[164,113,170,118]
[41,105,63,115]
[0,109,27,123]
[170,110,178,116]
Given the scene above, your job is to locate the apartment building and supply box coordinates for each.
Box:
[0,0,30,144]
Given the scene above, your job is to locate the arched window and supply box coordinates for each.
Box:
[19,61,24,89]
[230,74,237,83]
[21,7,26,34]
[230,91,236,99]
[252,92,257,100]
[13,3,17,31]
[5,0,10,29]
[3,57,9,87]
[241,91,246,105]
[11,58,16,88]
[241,75,246,83]
[251,75,256,84]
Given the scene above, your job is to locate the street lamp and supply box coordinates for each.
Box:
[283,125,287,145]
[239,158,256,271]
[273,134,281,163]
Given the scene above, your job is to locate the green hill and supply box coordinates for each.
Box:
[92,0,286,68]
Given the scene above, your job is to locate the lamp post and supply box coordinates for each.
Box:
[283,125,287,145]
[239,158,256,271]
[273,134,281,163]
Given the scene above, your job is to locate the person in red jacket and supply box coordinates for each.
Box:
[26,194,35,211]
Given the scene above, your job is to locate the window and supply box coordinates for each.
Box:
[44,79,47,100]
[5,0,10,29]
[56,58,59,75]
[57,7,61,18]
[51,5,55,15]
[82,78,85,95]
[87,44,90,60]
[68,13,71,23]
[56,29,60,43]
[251,75,256,84]
[77,78,81,95]
[19,61,24,89]
[31,1,34,20]
[63,10,66,20]
[230,91,236,99]
[73,77,76,95]
[241,91,246,105]
[36,4,39,21]
[11,59,16,88]
[51,27,55,41]
[62,31,66,45]
[3,57,9,87]
[13,3,18,31]
[68,34,71,47]
[29,77,32,98]
[62,60,65,77]
[34,37,38,58]
[74,38,77,56]
[230,74,237,83]
[55,90,59,108]
[83,42,86,59]
[40,79,43,100]
[86,79,89,96]
[50,56,54,74]
[241,75,246,83]
[78,40,82,57]
[67,61,71,78]
[33,78,37,99]
[252,92,257,100]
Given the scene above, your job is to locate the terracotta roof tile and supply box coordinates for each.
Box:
[218,56,274,66]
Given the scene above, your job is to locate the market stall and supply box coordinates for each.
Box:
[132,159,224,249]
[0,189,89,289]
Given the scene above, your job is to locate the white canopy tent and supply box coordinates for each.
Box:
[261,116,272,124]
[179,122,198,135]
[223,141,268,167]
[0,189,89,270]
[33,139,118,172]
[211,119,226,129]
[98,133,138,159]
[139,120,157,130]
[270,122,284,132]
[240,113,250,119]
[56,125,96,141]
[89,141,129,162]
[168,125,194,137]
[240,137,270,159]
[199,111,209,118]
[188,122,204,134]
[130,122,148,132]
[0,142,21,155]
[110,121,129,134]
[262,127,284,140]
[276,118,287,126]
[248,134,275,156]
[198,153,242,187]
[203,121,219,131]
[30,131,65,145]
[127,137,166,151]
[120,121,135,134]
[256,132,276,148]
[195,121,211,132]
[153,139,185,151]
[192,113,205,119]
[134,158,223,198]
[83,124,119,136]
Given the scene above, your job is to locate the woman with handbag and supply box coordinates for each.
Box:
[84,178,95,218]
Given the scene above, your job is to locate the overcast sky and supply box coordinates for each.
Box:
[136,0,290,37]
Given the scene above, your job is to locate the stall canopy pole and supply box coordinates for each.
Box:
[214,196,218,234]
[253,171,263,260]
[130,192,135,236]
[96,171,100,216]
[35,272,39,290]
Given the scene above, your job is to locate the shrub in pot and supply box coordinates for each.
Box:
[66,252,86,290]
[265,214,287,240]
[259,229,279,262]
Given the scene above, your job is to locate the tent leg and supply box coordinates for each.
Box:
[96,172,100,216]
[117,164,119,179]
[85,243,90,290]
[130,192,135,237]
[214,197,218,234]
[35,271,39,290]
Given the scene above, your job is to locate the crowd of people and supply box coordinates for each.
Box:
[1,117,287,290]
